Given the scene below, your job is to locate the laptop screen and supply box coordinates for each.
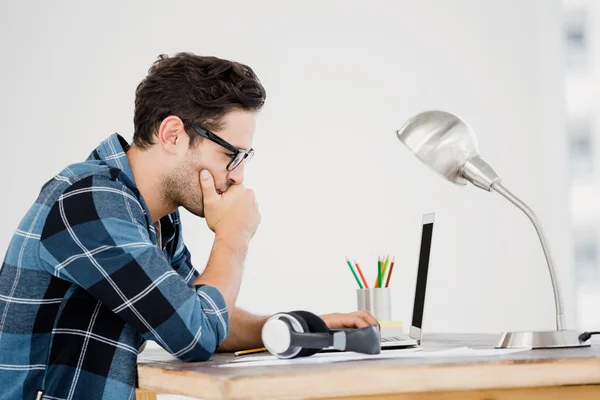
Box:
[411,213,434,330]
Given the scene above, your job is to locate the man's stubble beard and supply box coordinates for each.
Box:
[162,166,206,218]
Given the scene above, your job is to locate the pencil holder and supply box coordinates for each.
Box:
[356,287,391,322]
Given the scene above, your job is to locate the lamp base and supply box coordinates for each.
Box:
[496,330,590,349]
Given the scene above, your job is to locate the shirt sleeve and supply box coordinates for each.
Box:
[38,174,229,361]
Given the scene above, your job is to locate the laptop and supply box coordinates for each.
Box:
[380,212,435,349]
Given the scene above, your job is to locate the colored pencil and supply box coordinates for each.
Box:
[385,256,396,287]
[345,257,364,289]
[377,256,382,288]
[375,256,379,288]
[234,347,266,356]
[381,255,390,280]
[354,260,369,289]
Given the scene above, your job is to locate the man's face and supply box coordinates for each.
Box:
[162,109,256,217]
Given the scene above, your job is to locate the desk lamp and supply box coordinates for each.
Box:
[395,110,588,349]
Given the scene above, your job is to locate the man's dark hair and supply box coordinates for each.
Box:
[133,52,266,148]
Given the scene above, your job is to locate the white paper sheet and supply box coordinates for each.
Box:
[219,347,424,368]
[218,346,531,368]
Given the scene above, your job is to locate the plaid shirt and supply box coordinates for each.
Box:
[0,134,229,400]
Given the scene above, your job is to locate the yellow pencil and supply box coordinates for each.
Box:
[234,347,266,356]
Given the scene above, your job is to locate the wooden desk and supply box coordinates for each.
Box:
[137,334,600,399]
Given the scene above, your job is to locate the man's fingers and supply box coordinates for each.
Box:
[352,317,371,328]
[354,310,379,327]
[344,311,379,329]
[200,170,219,203]
[321,312,379,329]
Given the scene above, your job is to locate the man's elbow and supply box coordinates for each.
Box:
[175,326,227,362]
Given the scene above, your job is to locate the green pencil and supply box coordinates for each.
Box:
[345,257,364,289]
[377,257,382,288]
[381,255,390,282]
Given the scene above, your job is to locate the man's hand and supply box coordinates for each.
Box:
[194,170,259,313]
[200,169,260,243]
[320,311,379,330]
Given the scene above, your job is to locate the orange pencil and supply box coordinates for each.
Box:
[354,261,369,289]
[385,256,396,287]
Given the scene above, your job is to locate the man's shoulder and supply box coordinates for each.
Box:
[37,159,138,207]
[35,159,149,245]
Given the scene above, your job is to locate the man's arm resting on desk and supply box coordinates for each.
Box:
[216,308,380,352]
[217,307,267,352]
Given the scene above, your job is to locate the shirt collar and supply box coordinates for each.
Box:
[89,134,180,249]
[89,133,136,186]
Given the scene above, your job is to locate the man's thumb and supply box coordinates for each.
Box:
[200,170,218,201]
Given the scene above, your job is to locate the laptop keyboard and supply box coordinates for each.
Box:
[381,336,405,342]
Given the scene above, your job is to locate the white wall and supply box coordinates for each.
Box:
[565,0,600,330]
[0,0,571,340]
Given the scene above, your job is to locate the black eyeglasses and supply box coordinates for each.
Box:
[185,122,254,171]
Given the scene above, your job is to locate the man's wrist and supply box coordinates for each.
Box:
[214,232,250,254]
[256,315,269,331]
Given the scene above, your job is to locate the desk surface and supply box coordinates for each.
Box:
[138,334,600,400]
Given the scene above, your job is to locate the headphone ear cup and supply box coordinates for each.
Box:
[287,312,312,357]
[290,311,329,357]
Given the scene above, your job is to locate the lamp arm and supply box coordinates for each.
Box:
[491,182,565,331]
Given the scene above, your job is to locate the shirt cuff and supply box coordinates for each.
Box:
[194,284,230,344]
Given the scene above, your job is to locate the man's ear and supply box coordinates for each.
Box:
[156,116,188,154]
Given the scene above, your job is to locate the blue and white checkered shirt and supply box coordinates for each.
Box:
[0,134,229,400]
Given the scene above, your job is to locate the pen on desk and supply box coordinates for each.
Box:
[345,257,364,289]
[385,256,396,288]
[234,347,266,356]
[354,260,369,288]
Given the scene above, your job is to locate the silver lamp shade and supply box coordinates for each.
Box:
[396,111,501,192]
[396,110,587,349]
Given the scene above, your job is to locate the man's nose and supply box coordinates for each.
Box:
[226,163,245,185]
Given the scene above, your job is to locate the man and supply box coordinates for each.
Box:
[0,53,377,400]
